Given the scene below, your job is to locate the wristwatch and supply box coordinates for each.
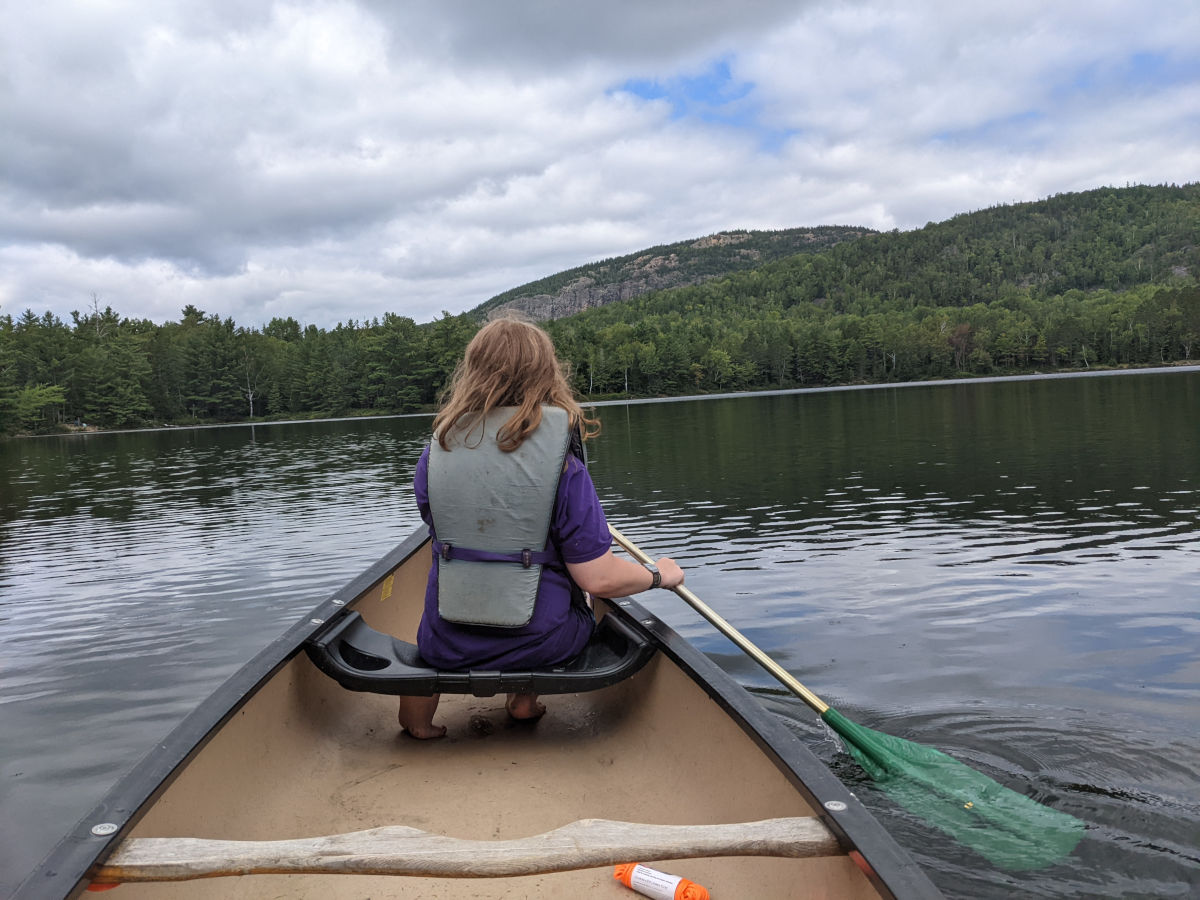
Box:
[644,563,662,589]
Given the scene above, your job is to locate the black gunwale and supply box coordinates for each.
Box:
[17,525,940,899]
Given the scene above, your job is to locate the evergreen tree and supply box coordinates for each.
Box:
[0,314,17,434]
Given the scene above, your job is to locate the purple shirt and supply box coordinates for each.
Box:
[413,445,612,670]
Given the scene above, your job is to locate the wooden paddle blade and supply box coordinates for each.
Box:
[822,709,1085,871]
[90,816,840,884]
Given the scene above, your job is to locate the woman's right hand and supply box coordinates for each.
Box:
[654,557,684,590]
[568,551,684,598]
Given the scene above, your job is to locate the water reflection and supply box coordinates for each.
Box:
[1,375,1198,898]
[0,417,434,891]
[585,373,1200,897]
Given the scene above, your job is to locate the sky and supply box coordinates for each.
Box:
[2,1,1198,330]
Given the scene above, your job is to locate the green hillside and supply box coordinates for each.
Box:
[473,226,873,320]
[545,184,1200,394]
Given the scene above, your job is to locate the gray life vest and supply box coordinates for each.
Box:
[427,405,571,627]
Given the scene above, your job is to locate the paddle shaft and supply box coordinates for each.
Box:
[609,525,829,714]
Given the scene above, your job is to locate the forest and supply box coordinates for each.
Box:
[1,184,1197,435]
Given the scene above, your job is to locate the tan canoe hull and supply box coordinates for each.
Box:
[20,529,940,899]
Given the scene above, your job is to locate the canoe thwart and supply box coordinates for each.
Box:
[90,816,843,884]
[305,610,656,696]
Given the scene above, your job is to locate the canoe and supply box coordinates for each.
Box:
[17,526,942,899]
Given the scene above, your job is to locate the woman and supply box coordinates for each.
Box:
[399,315,684,738]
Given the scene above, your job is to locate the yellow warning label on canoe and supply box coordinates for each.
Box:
[381,574,394,602]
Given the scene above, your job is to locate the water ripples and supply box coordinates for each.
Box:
[0,420,435,892]
[589,387,1200,897]
[3,380,1200,898]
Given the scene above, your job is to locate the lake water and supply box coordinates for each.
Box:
[2,370,1199,898]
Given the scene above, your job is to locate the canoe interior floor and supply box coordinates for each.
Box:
[106,562,880,898]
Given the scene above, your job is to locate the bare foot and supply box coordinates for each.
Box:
[401,722,447,740]
[398,695,445,739]
[505,692,546,721]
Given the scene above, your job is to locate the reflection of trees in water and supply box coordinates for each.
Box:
[0,418,433,526]
[2,374,1194,542]
[589,373,1199,532]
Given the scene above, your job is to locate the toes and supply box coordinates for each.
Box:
[402,724,447,740]
[506,699,546,721]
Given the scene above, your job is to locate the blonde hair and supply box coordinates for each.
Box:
[433,314,600,452]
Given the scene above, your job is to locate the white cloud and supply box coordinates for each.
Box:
[1,0,1197,329]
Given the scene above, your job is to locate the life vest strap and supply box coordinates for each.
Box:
[432,540,558,569]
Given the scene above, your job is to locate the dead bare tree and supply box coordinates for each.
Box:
[243,343,264,419]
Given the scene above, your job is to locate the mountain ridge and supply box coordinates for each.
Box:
[473,226,874,321]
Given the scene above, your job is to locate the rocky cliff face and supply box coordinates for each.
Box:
[493,254,688,321]
[482,228,870,321]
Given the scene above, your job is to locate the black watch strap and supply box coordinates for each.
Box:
[645,564,662,589]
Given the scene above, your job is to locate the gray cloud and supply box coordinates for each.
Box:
[360,0,808,70]
[1,0,1197,329]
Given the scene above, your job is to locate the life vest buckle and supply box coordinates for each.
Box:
[441,542,452,561]
[521,549,533,568]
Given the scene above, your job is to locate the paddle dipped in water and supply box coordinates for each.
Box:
[608,525,1085,871]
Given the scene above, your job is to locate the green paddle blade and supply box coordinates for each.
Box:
[821,708,1085,871]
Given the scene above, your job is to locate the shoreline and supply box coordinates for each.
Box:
[586,362,1200,407]
[15,362,1200,438]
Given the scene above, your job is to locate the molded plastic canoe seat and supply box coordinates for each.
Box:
[306,610,656,697]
